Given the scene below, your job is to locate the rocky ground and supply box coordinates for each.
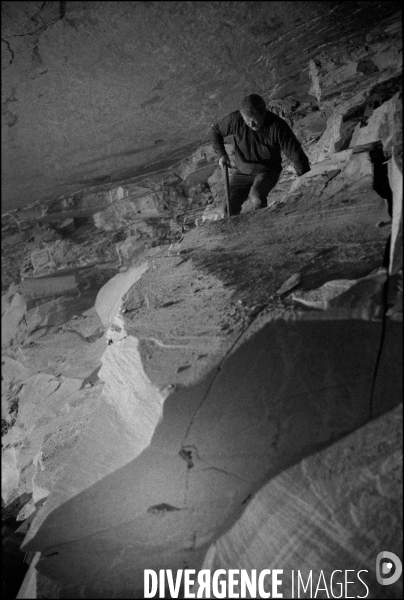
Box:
[1,36,403,599]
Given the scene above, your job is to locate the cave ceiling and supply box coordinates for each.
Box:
[1,0,400,213]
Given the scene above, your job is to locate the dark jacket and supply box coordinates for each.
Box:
[210,110,310,176]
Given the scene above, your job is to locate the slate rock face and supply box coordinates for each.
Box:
[1,1,401,212]
[0,3,402,599]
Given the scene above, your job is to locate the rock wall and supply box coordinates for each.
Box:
[1,10,402,599]
[1,1,401,212]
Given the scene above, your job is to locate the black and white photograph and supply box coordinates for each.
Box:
[1,1,402,598]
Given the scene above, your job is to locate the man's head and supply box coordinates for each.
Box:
[240,94,267,131]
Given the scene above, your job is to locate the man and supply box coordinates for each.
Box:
[210,94,310,216]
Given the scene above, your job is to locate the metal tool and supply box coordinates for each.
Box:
[224,163,231,217]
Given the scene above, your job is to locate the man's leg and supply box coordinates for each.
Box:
[225,171,253,216]
[248,171,281,210]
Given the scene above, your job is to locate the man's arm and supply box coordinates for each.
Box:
[277,120,310,176]
[209,112,238,160]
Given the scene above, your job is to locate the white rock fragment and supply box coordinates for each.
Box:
[200,205,225,224]
[291,279,358,310]
[95,262,149,328]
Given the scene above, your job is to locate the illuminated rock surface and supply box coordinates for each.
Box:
[7,152,401,597]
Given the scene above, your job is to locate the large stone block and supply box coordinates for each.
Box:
[351,92,400,150]
[2,374,102,505]
[14,329,106,380]
[196,404,402,599]
[21,275,78,302]
[28,239,79,277]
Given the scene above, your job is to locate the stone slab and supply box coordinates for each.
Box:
[94,262,149,328]
[21,276,78,301]
[196,404,402,599]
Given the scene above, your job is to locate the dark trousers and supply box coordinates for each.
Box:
[225,170,280,216]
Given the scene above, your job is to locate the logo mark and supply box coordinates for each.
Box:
[376,552,402,585]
